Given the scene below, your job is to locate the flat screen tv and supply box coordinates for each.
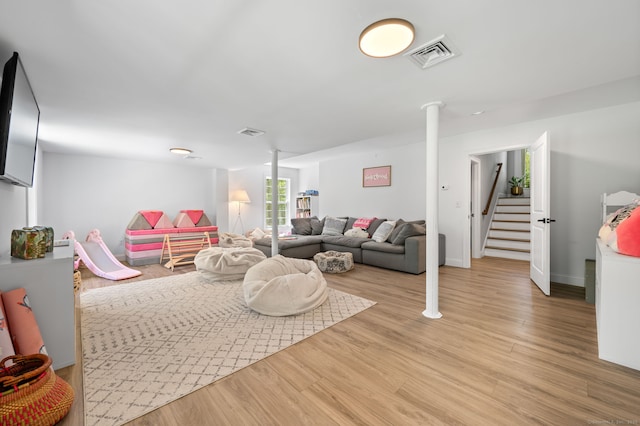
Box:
[0,52,40,188]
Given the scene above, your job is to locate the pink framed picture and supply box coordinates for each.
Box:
[363,165,391,187]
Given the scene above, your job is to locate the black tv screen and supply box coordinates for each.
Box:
[0,52,40,188]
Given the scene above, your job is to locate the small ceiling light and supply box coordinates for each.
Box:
[471,110,485,115]
[169,147,192,155]
[359,18,415,58]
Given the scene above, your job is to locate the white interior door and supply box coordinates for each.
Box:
[530,131,551,295]
[470,159,481,258]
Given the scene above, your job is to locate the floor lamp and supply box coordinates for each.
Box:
[230,189,251,234]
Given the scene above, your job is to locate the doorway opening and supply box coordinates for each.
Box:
[469,146,532,262]
[466,132,550,296]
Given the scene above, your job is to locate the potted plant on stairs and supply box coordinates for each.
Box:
[509,176,524,196]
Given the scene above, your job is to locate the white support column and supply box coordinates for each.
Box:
[422,101,444,319]
[271,150,279,256]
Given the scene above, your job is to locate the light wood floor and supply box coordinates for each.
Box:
[57,258,640,425]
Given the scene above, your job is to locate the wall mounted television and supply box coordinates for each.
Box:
[0,52,40,188]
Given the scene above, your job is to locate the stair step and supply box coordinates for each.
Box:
[488,197,532,260]
[485,245,530,253]
[484,248,531,261]
[493,217,530,223]
[491,221,530,231]
[486,239,530,250]
[498,197,530,206]
[489,230,530,240]
[487,234,530,243]
[495,205,530,213]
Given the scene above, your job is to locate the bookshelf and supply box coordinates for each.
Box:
[295,195,319,218]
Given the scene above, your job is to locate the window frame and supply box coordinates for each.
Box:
[264,176,290,230]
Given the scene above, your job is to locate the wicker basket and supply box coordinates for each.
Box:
[73,270,82,293]
[0,354,74,425]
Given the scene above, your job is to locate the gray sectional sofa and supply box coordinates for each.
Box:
[252,216,445,274]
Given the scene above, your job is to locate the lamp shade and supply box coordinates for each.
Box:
[230,189,251,203]
[359,18,415,58]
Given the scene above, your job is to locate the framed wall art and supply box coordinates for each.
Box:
[362,165,391,187]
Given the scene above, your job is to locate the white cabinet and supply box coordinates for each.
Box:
[595,238,640,371]
[295,195,319,218]
[0,243,75,370]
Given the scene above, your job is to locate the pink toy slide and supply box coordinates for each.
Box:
[63,229,142,281]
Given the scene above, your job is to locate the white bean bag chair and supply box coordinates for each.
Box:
[243,255,328,316]
[195,246,266,281]
[218,232,253,248]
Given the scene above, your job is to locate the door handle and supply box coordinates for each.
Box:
[537,218,556,223]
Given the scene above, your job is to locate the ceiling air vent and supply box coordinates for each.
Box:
[404,34,460,69]
[237,127,265,137]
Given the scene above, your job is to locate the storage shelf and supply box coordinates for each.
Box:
[295,195,319,218]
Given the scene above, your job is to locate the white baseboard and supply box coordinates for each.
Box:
[444,258,465,268]
[551,273,584,287]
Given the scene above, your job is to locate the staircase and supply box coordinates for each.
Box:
[484,196,530,261]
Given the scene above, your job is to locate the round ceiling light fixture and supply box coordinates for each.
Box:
[169,147,192,155]
[359,18,415,58]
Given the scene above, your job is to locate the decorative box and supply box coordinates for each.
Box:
[11,228,47,260]
[33,226,54,253]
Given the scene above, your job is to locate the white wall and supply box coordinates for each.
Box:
[0,183,28,258]
[298,163,319,194]
[477,151,508,243]
[41,152,217,257]
[314,102,640,286]
[439,101,640,284]
[320,139,426,220]
[0,144,44,258]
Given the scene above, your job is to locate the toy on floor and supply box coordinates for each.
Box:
[62,229,142,281]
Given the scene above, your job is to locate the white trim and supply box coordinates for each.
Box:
[463,143,532,268]
[422,101,443,319]
[551,273,584,287]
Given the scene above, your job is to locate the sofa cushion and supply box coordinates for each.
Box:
[391,223,426,245]
[253,235,323,249]
[322,217,347,236]
[361,241,405,254]
[291,217,313,235]
[310,216,324,235]
[372,220,396,242]
[322,235,370,248]
[352,217,377,230]
[386,219,405,242]
[387,219,426,242]
[367,218,387,237]
[344,228,369,238]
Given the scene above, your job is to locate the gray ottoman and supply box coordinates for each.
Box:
[313,251,354,273]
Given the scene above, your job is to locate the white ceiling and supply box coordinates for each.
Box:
[1,1,639,170]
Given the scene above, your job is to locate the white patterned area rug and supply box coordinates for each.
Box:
[80,271,375,426]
